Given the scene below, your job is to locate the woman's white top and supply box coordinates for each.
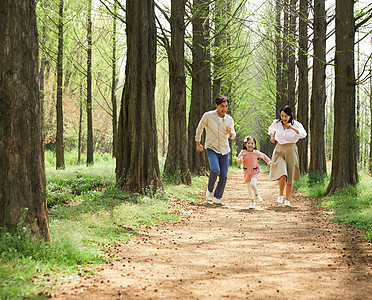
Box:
[268,119,307,144]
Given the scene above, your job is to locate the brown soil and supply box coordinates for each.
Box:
[51,171,372,299]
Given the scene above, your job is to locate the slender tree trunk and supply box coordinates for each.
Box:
[164,0,191,184]
[116,0,162,193]
[281,0,289,107]
[78,87,83,165]
[212,0,223,101]
[0,0,50,241]
[287,0,297,110]
[275,0,283,115]
[111,2,117,158]
[39,3,47,113]
[56,0,65,169]
[356,28,360,165]
[297,0,309,174]
[369,36,372,176]
[325,0,358,195]
[309,0,327,175]
[188,0,211,175]
[86,0,94,165]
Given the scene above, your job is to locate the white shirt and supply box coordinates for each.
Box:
[195,110,236,155]
[268,119,307,144]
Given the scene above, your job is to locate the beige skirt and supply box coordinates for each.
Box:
[269,143,300,184]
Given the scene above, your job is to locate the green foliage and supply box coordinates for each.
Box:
[1,152,208,297]
[0,226,102,299]
[295,174,372,241]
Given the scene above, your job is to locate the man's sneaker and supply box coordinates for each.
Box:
[206,189,213,201]
[277,196,284,204]
[249,202,256,209]
[256,195,263,203]
[284,200,291,207]
[213,198,224,205]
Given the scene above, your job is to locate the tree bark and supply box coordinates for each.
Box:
[275,0,284,116]
[164,0,191,184]
[212,0,223,101]
[369,36,372,176]
[0,0,50,241]
[287,0,297,110]
[111,1,117,158]
[116,0,162,193]
[56,0,65,169]
[297,0,309,174]
[188,0,211,175]
[325,0,358,195]
[309,0,327,175]
[86,0,94,165]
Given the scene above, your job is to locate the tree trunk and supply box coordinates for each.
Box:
[116,0,162,193]
[164,0,191,184]
[78,88,83,165]
[369,36,372,176]
[275,0,284,116]
[56,0,65,169]
[281,0,289,107]
[309,0,327,175]
[325,0,358,195]
[86,0,94,165]
[297,0,309,174]
[111,2,117,158]
[188,0,211,175]
[212,0,223,101]
[287,0,297,110]
[0,0,50,241]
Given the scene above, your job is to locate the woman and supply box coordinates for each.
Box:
[268,106,307,207]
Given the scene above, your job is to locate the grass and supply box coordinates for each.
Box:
[0,151,205,299]
[294,172,372,241]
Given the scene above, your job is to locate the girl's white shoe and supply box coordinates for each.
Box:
[277,196,284,204]
[249,202,256,209]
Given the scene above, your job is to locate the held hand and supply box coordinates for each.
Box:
[267,162,271,168]
[225,125,232,135]
[270,137,275,143]
[196,142,204,152]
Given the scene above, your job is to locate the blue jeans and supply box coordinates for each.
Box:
[207,149,230,199]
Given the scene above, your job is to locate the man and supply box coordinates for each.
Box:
[195,95,236,205]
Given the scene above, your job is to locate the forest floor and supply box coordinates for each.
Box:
[51,171,372,299]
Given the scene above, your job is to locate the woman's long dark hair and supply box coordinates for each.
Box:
[276,105,294,125]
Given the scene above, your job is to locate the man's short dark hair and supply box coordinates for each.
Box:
[215,95,229,105]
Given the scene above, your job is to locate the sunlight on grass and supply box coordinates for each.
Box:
[294,173,372,241]
[1,152,207,298]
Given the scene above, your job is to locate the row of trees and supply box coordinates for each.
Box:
[0,0,371,240]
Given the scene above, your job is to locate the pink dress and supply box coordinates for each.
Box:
[237,150,271,183]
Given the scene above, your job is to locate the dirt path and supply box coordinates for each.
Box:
[52,171,372,299]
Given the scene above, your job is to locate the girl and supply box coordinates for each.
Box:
[268,105,307,207]
[237,136,271,209]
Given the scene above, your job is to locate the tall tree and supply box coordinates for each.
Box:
[287,0,297,110]
[164,0,191,184]
[325,0,358,195]
[56,0,65,169]
[309,0,327,175]
[86,0,94,165]
[116,0,162,193]
[212,0,224,101]
[187,0,211,174]
[369,36,372,176]
[275,0,284,115]
[111,1,118,158]
[297,0,309,173]
[0,0,50,241]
